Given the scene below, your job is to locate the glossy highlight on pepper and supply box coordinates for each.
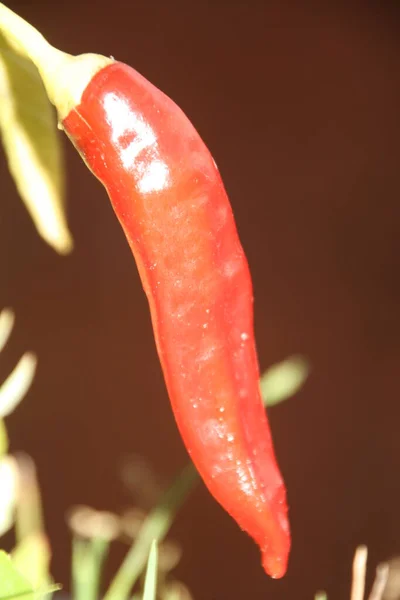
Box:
[63,62,290,578]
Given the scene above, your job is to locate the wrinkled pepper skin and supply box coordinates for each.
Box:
[63,62,290,577]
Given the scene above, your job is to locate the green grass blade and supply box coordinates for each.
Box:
[69,506,120,600]
[104,464,197,600]
[71,537,109,600]
[142,541,158,600]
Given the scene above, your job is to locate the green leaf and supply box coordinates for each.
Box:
[0,420,8,456]
[0,550,34,600]
[0,550,58,599]
[12,534,51,591]
[142,541,158,600]
[260,355,310,407]
[0,35,73,254]
[104,464,197,600]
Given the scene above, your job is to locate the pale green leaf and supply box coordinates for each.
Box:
[14,455,44,543]
[0,353,37,418]
[0,35,73,254]
[260,355,310,407]
[0,309,14,354]
[143,541,158,600]
[0,456,17,537]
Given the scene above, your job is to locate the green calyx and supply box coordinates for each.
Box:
[0,3,113,120]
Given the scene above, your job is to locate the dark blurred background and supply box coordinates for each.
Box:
[1,0,400,598]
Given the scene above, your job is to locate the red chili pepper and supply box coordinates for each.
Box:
[0,0,290,567]
[60,61,290,577]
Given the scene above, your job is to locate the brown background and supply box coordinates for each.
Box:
[1,1,400,598]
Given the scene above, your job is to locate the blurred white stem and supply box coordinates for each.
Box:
[351,546,368,600]
[368,563,389,600]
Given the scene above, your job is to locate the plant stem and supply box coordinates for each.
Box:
[0,4,111,119]
[72,537,110,600]
[104,464,197,600]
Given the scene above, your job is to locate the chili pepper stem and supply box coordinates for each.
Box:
[0,3,112,121]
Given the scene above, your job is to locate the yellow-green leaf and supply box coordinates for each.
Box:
[0,35,73,254]
[12,534,51,591]
[260,355,310,407]
[0,419,8,456]
[0,550,59,600]
[0,551,34,600]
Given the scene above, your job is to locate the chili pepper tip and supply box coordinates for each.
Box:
[262,549,288,579]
